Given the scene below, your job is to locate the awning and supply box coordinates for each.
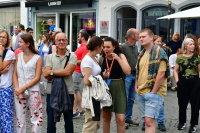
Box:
[0,2,20,8]
[25,0,91,7]
[157,6,200,19]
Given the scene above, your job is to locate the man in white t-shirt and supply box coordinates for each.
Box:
[12,28,19,50]
[169,48,182,90]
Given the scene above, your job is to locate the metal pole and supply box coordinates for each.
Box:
[167,1,172,42]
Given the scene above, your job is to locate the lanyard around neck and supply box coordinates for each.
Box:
[106,58,114,73]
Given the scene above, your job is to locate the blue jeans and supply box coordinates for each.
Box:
[46,94,74,133]
[125,74,136,120]
[157,102,165,123]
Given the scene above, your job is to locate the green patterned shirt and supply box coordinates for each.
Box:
[176,54,200,77]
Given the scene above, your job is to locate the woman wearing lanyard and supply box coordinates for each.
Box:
[101,37,131,133]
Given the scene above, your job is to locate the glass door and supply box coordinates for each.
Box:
[70,11,96,52]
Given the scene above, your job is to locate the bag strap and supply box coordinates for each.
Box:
[64,53,71,68]
[48,45,52,54]
[2,49,8,61]
[180,54,196,75]
[0,49,8,76]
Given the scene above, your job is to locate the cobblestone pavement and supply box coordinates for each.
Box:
[21,89,200,133]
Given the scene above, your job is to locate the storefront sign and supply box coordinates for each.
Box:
[48,1,61,6]
[148,11,168,16]
[82,18,96,30]
[100,21,109,35]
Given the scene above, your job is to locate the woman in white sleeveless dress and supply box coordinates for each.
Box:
[13,34,43,133]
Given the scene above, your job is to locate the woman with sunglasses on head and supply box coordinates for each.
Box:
[13,34,43,133]
[174,38,200,133]
[101,37,131,133]
[0,30,15,132]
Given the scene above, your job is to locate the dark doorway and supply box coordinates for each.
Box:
[116,7,136,43]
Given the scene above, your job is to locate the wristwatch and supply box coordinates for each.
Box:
[50,70,54,76]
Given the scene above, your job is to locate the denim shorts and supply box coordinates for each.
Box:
[72,71,84,92]
[136,92,163,119]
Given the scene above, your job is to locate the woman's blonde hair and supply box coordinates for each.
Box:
[185,34,199,55]
[47,19,54,23]
[181,38,194,53]
[153,35,162,42]
[172,32,180,41]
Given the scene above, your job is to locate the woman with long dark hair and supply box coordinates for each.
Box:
[13,34,43,133]
[101,37,131,133]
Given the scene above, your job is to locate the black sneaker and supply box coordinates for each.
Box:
[158,122,166,131]
[189,126,196,133]
[125,124,129,129]
[141,122,145,131]
[177,123,186,130]
[125,120,139,126]
[79,110,85,115]
[73,111,80,118]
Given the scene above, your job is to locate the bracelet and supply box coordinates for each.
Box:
[0,55,3,57]
[134,87,138,90]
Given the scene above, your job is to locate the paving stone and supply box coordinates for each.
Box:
[15,89,200,133]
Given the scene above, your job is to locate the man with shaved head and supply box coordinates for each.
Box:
[120,28,140,127]
[43,33,77,133]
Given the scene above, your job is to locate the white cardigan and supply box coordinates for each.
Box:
[82,75,112,117]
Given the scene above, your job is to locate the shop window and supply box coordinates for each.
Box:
[71,12,96,52]
[36,13,55,41]
[142,6,174,42]
[180,5,200,39]
[0,7,20,37]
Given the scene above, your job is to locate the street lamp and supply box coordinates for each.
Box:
[167,1,172,42]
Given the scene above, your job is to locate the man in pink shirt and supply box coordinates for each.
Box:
[73,31,89,118]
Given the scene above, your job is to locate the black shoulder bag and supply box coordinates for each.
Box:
[178,54,196,79]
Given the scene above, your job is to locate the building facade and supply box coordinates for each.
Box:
[99,0,200,44]
[0,0,21,36]
[2,0,198,51]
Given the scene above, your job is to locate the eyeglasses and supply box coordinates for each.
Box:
[0,36,7,39]
[56,39,67,42]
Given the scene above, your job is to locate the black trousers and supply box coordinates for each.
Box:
[177,77,200,126]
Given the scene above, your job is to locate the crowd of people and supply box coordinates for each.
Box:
[0,20,200,133]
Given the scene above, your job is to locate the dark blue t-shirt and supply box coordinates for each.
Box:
[166,40,182,55]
